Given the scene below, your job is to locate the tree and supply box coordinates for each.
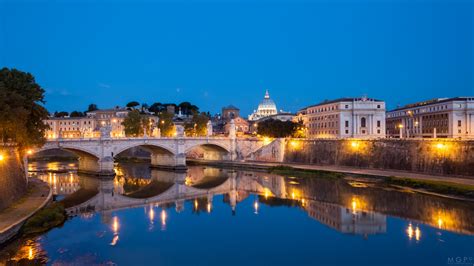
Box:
[87,104,98,112]
[178,102,199,115]
[126,101,140,109]
[149,102,165,114]
[122,110,143,137]
[0,68,49,148]
[158,112,175,137]
[70,111,85,117]
[54,111,69,117]
[257,119,301,138]
[184,112,209,137]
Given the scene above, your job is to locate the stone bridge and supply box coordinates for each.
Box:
[32,136,273,175]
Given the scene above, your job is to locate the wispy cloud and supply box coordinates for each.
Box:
[45,88,70,96]
[98,83,111,89]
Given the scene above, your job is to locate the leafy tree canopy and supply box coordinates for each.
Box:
[87,104,98,112]
[158,112,175,137]
[122,110,144,137]
[126,101,140,108]
[149,102,166,114]
[0,68,49,148]
[70,111,85,117]
[184,112,209,137]
[54,111,69,118]
[257,119,303,138]
[178,102,199,115]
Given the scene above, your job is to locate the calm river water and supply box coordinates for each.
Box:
[1,161,473,266]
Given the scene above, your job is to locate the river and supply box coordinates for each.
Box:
[0,161,473,265]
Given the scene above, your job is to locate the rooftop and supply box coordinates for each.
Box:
[301,97,383,111]
[388,97,474,112]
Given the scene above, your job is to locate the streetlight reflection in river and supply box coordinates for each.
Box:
[254,200,259,214]
[407,223,421,242]
[161,209,167,230]
[149,206,155,222]
[110,216,120,246]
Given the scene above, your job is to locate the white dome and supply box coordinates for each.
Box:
[248,90,278,121]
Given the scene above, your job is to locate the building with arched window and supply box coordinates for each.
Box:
[298,96,386,139]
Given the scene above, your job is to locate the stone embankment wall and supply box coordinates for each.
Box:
[253,139,474,177]
[0,146,27,211]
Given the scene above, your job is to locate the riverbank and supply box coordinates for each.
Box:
[0,178,52,245]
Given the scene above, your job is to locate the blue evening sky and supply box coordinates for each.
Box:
[1,0,472,115]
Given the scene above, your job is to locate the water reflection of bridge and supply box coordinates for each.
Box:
[35,165,474,237]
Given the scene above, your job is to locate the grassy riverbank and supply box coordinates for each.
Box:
[385,176,474,199]
[269,165,345,179]
[21,203,66,235]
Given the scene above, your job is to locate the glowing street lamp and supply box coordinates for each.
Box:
[436,143,446,150]
[398,124,404,138]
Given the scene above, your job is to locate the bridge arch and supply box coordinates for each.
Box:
[112,143,176,158]
[185,143,231,161]
[34,146,100,160]
[32,146,111,175]
[113,143,183,170]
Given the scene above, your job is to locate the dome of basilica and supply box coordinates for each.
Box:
[248,90,278,121]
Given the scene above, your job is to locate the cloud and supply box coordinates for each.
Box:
[45,88,70,96]
[98,83,111,89]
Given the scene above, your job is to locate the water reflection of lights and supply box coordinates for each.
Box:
[185,177,193,186]
[149,206,155,222]
[351,199,357,214]
[194,199,199,210]
[407,223,421,241]
[110,216,120,246]
[12,240,43,262]
[207,202,212,213]
[254,200,259,214]
[161,210,167,230]
[415,227,421,241]
[112,216,119,234]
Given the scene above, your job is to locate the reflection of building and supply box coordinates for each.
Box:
[37,172,81,195]
[248,90,279,121]
[298,96,386,139]
[305,200,386,236]
[386,97,474,139]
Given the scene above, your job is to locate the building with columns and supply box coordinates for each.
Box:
[298,97,386,139]
[386,97,474,139]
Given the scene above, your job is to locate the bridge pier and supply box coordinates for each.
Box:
[150,152,187,171]
[78,156,115,176]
